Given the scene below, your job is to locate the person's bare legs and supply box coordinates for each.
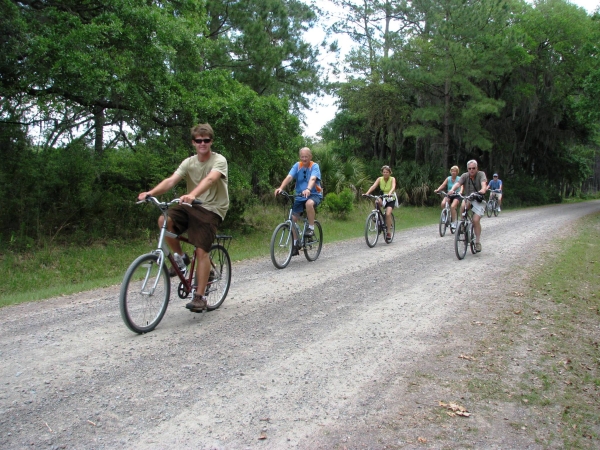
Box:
[159,216,183,255]
[385,206,393,235]
[473,213,482,243]
[305,199,316,226]
[195,247,210,298]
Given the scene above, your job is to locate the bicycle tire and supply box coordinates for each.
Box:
[270,222,293,269]
[304,220,323,261]
[119,253,170,334]
[385,213,396,243]
[365,211,379,247]
[439,209,448,237]
[486,200,493,218]
[454,221,468,260]
[469,223,477,254]
[205,244,231,310]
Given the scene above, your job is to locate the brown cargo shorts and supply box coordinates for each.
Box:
[168,204,221,252]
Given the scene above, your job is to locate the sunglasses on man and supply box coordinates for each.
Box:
[193,138,212,144]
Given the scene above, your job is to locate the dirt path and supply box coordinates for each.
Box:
[1,201,599,449]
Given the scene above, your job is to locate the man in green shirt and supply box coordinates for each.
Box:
[138,123,229,311]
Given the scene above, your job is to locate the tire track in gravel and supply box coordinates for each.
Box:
[0,201,598,449]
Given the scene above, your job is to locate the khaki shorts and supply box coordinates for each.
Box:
[168,204,221,252]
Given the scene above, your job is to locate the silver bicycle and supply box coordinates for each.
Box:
[270,191,323,269]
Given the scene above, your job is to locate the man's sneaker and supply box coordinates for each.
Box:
[291,246,299,256]
[450,222,456,231]
[475,243,482,253]
[186,295,207,312]
[497,207,501,212]
[305,228,314,238]
[169,253,190,277]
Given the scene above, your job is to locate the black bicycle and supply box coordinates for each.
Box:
[454,192,482,260]
[270,191,323,269]
[363,194,396,247]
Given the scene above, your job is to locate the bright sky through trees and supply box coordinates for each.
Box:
[301,0,599,138]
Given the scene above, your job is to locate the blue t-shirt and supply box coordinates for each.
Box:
[488,179,502,191]
[447,176,459,193]
[288,162,323,198]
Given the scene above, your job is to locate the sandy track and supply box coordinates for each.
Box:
[1,201,598,449]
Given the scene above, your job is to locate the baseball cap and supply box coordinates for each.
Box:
[493,173,498,177]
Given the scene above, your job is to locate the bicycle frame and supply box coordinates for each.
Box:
[363,194,395,246]
[454,192,481,259]
[278,192,310,244]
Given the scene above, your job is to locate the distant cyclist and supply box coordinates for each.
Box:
[274,147,323,255]
[488,173,503,211]
[363,165,397,241]
[434,165,463,231]
[449,160,488,252]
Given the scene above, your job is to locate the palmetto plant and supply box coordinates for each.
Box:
[313,146,368,195]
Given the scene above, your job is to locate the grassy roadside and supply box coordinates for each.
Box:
[0,201,438,307]
[415,212,599,448]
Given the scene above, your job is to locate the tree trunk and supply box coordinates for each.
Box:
[93,105,104,156]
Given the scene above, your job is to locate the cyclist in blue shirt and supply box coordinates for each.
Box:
[275,147,323,254]
[488,173,503,211]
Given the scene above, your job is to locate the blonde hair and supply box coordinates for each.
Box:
[450,165,459,173]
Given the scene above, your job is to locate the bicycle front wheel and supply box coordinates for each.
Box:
[454,222,468,260]
[206,244,232,310]
[270,222,293,269]
[486,200,493,218]
[304,220,323,262]
[469,223,477,254]
[439,209,448,237]
[365,212,379,247]
[119,253,170,334]
[385,213,396,244]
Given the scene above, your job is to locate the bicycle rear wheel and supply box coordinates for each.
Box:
[439,209,448,237]
[365,211,379,247]
[304,220,323,261]
[385,213,395,243]
[270,222,293,269]
[454,221,468,260]
[120,253,170,334]
[205,244,231,310]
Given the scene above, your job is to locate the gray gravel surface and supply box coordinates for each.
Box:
[1,201,599,449]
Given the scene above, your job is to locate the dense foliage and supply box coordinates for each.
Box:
[1,0,598,251]
[323,0,600,204]
[0,0,318,249]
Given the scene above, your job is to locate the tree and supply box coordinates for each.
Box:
[204,0,323,112]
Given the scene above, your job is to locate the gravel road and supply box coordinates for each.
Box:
[1,201,599,449]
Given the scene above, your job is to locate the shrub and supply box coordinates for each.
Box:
[323,188,354,218]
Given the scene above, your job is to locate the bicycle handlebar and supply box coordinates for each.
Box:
[455,192,484,201]
[137,196,202,208]
[362,194,395,200]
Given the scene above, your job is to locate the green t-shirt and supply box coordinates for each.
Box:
[175,152,229,220]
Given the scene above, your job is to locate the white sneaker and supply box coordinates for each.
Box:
[497,207,501,212]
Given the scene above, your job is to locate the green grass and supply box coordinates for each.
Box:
[0,201,439,307]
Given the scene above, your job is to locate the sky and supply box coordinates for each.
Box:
[301,0,600,139]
